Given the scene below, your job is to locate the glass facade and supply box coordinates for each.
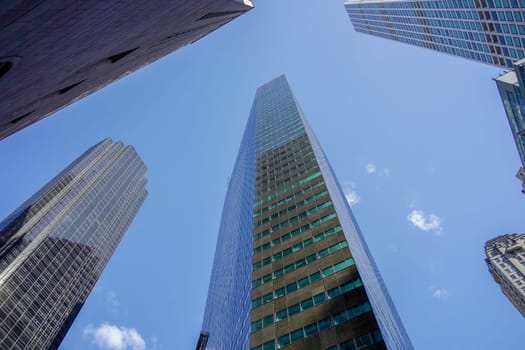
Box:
[345,0,525,68]
[495,59,525,167]
[200,76,412,350]
[0,138,147,349]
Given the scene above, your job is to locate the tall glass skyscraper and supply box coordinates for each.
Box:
[345,0,525,68]
[199,76,412,350]
[0,138,147,349]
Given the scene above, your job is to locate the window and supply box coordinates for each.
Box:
[290,329,304,342]
[276,309,287,321]
[262,315,274,327]
[304,323,318,336]
[261,341,275,350]
[300,298,314,310]
[318,318,332,330]
[288,304,300,316]
[277,335,290,347]
[313,292,326,304]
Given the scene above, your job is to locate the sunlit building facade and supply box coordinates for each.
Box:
[345,0,525,68]
[495,58,525,192]
[485,233,525,317]
[0,138,147,349]
[199,76,412,350]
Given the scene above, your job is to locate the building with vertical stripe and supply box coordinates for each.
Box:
[0,138,147,349]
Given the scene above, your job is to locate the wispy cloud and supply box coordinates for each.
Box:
[84,323,146,350]
[366,163,390,176]
[431,288,449,299]
[407,209,442,234]
[93,285,121,313]
[106,290,120,313]
[343,182,360,206]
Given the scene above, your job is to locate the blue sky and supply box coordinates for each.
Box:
[0,0,523,349]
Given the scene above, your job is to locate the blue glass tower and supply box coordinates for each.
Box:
[495,58,525,191]
[199,76,412,350]
[346,0,525,68]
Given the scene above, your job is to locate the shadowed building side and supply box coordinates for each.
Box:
[0,0,253,140]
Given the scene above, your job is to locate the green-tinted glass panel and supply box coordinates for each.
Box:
[277,334,290,347]
[298,277,309,288]
[328,287,342,299]
[318,317,332,330]
[304,322,318,336]
[288,303,300,316]
[263,340,275,350]
[306,254,316,263]
[309,271,321,282]
[286,282,298,293]
[290,329,304,342]
[300,298,314,310]
[276,309,287,321]
[262,315,274,327]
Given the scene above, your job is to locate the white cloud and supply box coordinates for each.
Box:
[345,189,360,206]
[84,323,146,350]
[343,182,360,206]
[365,163,377,174]
[407,210,442,234]
[366,163,391,176]
[432,288,449,299]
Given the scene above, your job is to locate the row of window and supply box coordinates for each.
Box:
[251,283,369,334]
[257,141,311,170]
[253,187,327,228]
[253,180,325,218]
[256,156,316,191]
[325,329,384,350]
[254,200,333,237]
[256,147,313,179]
[354,24,512,65]
[257,158,317,194]
[254,171,323,207]
[253,218,337,271]
[255,134,308,168]
[253,211,337,243]
[256,142,311,172]
[256,135,309,165]
[250,302,373,350]
[253,223,341,255]
[253,239,348,277]
[349,0,525,10]
[252,273,362,310]
[252,249,353,289]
